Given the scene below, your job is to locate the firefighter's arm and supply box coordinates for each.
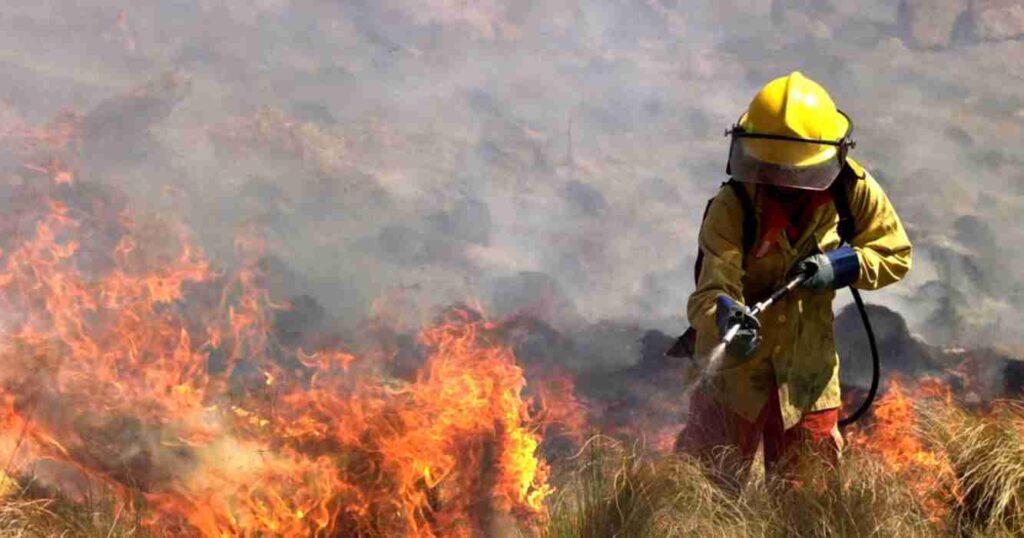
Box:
[847,170,913,290]
[686,187,747,356]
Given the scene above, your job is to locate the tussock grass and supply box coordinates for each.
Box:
[544,437,934,538]
[922,400,1024,535]
[544,395,1024,538]
[764,452,935,538]
[0,478,146,537]
[4,397,1024,537]
[543,436,757,538]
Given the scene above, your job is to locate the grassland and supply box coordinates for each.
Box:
[2,393,1024,537]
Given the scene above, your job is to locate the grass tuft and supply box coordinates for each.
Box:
[922,400,1024,535]
[0,477,146,537]
[544,436,755,538]
[545,436,937,537]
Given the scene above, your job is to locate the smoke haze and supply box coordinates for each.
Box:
[2,0,1023,360]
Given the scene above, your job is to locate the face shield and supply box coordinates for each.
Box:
[726,111,856,191]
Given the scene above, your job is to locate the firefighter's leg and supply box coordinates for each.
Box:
[760,387,786,474]
[765,405,843,482]
[675,385,763,494]
[789,408,842,462]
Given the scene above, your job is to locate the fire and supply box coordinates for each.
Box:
[847,377,962,523]
[0,118,558,536]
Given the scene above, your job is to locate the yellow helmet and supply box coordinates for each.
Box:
[727,71,855,190]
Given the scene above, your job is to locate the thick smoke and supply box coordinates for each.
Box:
[2,0,1023,360]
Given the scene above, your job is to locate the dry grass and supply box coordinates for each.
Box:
[762,453,935,538]
[543,436,757,538]
[921,400,1024,536]
[0,480,145,538]
[543,396,1024,538]
[543,437,934,538]
[2,397,1024,537]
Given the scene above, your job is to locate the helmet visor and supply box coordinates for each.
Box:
[728,135,844,191]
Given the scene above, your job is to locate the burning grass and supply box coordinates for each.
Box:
[0,109,585,536]
[545,377,1024,538]
[6,329,1024,532]
[0,156,562,535]
[3,104,1024,538]
[0,182,1020,536]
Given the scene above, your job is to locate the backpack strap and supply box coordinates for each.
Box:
[692,198,715,286]
[829,162,863,244]
[726,179,756,254]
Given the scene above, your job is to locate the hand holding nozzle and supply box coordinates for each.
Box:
[716,295,761,359]
[715,271,810,359]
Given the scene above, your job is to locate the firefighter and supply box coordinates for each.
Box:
[675,71,912,488]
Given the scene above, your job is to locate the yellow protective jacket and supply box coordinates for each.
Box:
[686,159,912,429]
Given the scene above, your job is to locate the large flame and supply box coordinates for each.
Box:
[0,117,557,536]
[846,377,963,523]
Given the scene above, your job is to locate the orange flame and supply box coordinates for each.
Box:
[847,377,961,523]
[0,118,558,536]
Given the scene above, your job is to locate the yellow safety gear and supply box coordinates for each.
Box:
[686,159,912,428]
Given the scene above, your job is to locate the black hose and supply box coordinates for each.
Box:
[838,287,880,428]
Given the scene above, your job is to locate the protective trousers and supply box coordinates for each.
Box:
[675,382,842,493]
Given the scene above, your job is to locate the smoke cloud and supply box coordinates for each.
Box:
[1,0,1022,358]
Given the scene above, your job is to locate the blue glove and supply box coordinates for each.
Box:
[715,295,761,360]
[797,245,860,290]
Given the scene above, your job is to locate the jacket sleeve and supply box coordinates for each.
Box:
[686,186,746,352]
[848,171,913,290]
